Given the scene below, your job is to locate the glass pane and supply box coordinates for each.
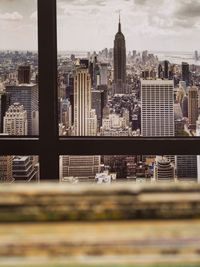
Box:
[60,155,199,184]
[0,155,39,183]
[57,0,200,137]
[0,0,38,136]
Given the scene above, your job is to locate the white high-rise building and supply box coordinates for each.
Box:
[74,63,97,136]
[141,79,174,137]
[74,65,91,136]
[3,103,27,135]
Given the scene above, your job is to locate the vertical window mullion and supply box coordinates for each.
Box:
[38,0,59,180]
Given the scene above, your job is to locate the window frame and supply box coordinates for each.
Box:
[0,0,199,181]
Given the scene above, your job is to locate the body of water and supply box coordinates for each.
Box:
[151,51,200,66]
[59,50,200,66]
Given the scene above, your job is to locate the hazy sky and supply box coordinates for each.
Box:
[1,0,200,51]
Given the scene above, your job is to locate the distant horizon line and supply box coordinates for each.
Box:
[0,49,199,54]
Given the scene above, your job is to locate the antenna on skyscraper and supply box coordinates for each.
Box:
[118,10,121,33]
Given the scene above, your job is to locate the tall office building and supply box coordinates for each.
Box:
[154,156,175,182]
[3,103,28,135]
[142,50,148,64]
[176,155,197,181]
[61,155,101,181]
[60,98,72,128]
[93,56,99,88]
[74,63,91,136]
[182,62,190,86]
[6,83,38,135]
[196,116,200,183]
[89,109,98,136]
[164,60,168,79]
[91,87,107,127]
[89,60,94,87]
[67,76,74,123]
[92,90,102,127]
[18,66,31,84]
[74,62,97,136]
[113,15,126,94]
[194,51,199,60]
[141,80,174,136]
[0,156,13,183]
[132,50,137,58]
[177,87,185,107]
[194,51,198,60]
[158,64,163,79]
[99,63,108,85]
[182,95,188,117]
[0,92,10,133]
[188,86,198,129]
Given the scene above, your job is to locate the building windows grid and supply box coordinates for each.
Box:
[0,0,200,181]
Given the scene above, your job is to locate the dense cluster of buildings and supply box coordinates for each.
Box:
[0,16,200,183]
[0,56,39,183]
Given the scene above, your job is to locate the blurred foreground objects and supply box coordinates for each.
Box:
[0,183,200,266]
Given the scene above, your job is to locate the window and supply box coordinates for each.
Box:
[0,0,38,136]
[0,0,200,181]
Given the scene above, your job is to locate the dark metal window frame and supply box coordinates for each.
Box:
[0,0,199,180]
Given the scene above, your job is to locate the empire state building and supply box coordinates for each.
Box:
[114,15,126,94]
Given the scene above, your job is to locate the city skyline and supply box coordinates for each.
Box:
[1,0,200,51]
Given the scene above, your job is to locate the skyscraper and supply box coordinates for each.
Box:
[182,95,188,117]
[99,63,108,86]
[18,66,31,84]
[92,88,107,128]
[141,80,174,137]
[3,103,28,135]
[92,89,102,128]
[0,92,10,133]
[164,60,169,79]
[194,50,198,61]
[6,83,38,135]
[132,50,137,58]
[176,155,197,181]
[74,61,97,136]
[0,156,13,183]
[60,98,72,129]
[158,64,163,79]
[188,86,198,129]
[196,116,200,183]
[93,56,99,88]
[113,15,126,94]
[66,76,74,124]
[182,62,190,86]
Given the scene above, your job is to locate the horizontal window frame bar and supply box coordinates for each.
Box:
[0,137,200,155]
[0,138,39,155]
[58,137,200,155]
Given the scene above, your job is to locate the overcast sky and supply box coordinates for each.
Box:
[1,0,200,51]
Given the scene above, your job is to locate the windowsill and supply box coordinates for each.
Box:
[0,183,200,266]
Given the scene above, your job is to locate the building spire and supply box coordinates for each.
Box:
[118,11,121,33]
